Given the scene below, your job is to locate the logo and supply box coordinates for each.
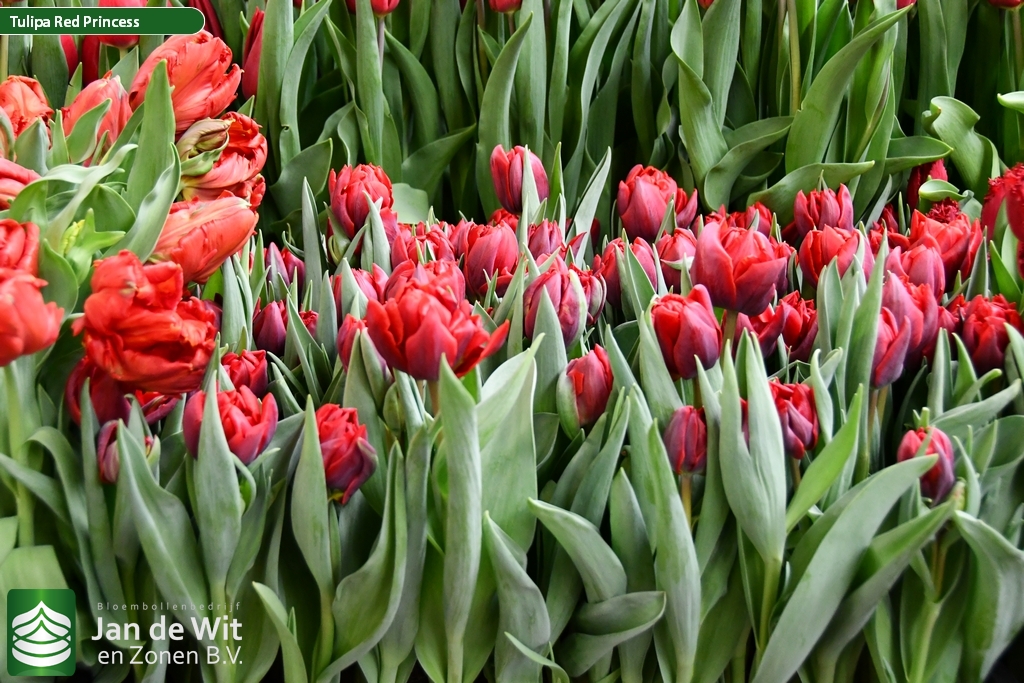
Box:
[7,589,76,676]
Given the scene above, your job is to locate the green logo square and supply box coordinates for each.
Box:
[6,589,76,677]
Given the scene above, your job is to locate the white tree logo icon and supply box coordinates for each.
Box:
[10,601,72,668]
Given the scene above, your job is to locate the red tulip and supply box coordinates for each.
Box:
[265,243,305,295]
[241,8,264,100]
[872,307,911,388]
[981,164,1024,239]
[182,113,267,205]
[663,405,707,474]
[523,261,586,347]
[345,0,401,14]
[735,303,785,359]
[0,219,39,274]
[987,0,1023,8]
[897,426,955,502]
[73,252,217,393]
[572,265,606,326]
[708,202,774,235]
[95,421,124,484]
[328,164,393,239]
[908,203,982,287]
[390,222,456,269]
[316,404,377,503]
[188,0,224,40]
[656,227,697,292]
[489,208,520,232]
[97,0,147,48]
[253,301,288,357]
[463,220,519,297]
[939,294,965,340]
[691,221,792,315]
[61,76,133,154]
[883,276,939,367]
[129,32,242,134]
[777,291,818,362]
[617,165,697,242]
[557,346,613,432]
[906,160,947,210]
[489,0,522,10]
[594,237,656,311]
[888,236,946,296]
[61,36,79,79]
[65,358,179,426]
[960,295,1023,374]
[0,159,39,210]
[798,225,871,288]
[449,219,474,258]
[490,145,549,214]
[152,197,259,285]
[784,185,854,245]
[384,259,465,307]
[222,349,268,397]
[769,380,818,460]
[365,281,509,381]
[81,36,101,85]
[527,220,565,261]
[0,76,52,137]
[0,271,63,367]
[651,286,722,380]
[332,265,388,317]
[184,386,277,464]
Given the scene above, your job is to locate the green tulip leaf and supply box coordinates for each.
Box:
[704,117,792,210]
[557,592,666,677]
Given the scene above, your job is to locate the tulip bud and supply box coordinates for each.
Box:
[222,350,269,397]
[736,303,785,359]
[890,236,946,296]
[883,276,939,368]
[97,0,146,48]
[0,160,39,211]
[188,0,224,39]
[527,220,565,260]
[60,35,79,79]
[776,292,818,362]
[81,36,100,85]
[490,145,549,214]
[183,386,278,465]
[769,380,819,460]
[708,202,774,235]
[523,262,586,348]
[346,0,401,15]
[0,272,63,368]
[663,405,708,474]
[328,164,394,239]
[62,77,133,156]
[572,265,606,325]
[316,404,377,503]
[65,358,178,426]
[691,221,792,315]
[907,160,947,210]
[650,286,722,380]
[557,346,613,434]
[784,185,854,245]
[253,301,288,357]
[872,307,912,387]
[95,421,123,485]
[489,0,522,11]
[798,225,871,288]
[656,228,697,292]
[241,9,264,100]
[594,237,657,311]
[0,76,53,137]
[338,315,367,371]
[897,426,955,502]
[332,265,388,317]
[617,165,679,242]
[176,118,232,160]
[463,221,519,297]
[265,243,306,297]
[0,219,39,274]
[960,295,1023,374]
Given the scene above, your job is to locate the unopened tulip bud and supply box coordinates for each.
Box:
[897,426,955,502]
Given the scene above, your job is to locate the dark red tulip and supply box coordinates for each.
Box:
[253,301,288,356]
[463,220,518,297]
[909,203,982,287]
[707,202,774,235]
[690,221,792,315]
[338,315,367,371]
[523,262,585,347]
[897,426,955,502]
[664,405,707,474]
[906,159,947,210]
[572,265,606,326]
[557,346,613,431]
[489,0,522,11]
[241,8,264,100]
[887,236,946,296]
[265,243,305,295]
[798,225,872,288]
[882,276,939,367]
[617,165,696,242]
[656,228,697,292]
[183,386,278,464]
[390,222,456,269]
[95,421,123,484]
[736,303,785,359]
[60,36,79,79]
[316,404,377,503]
[188,0,224,40]
[769,380,819,460]
[332,265,388,317]
[960,295,1023,374]
[651,287,722,380]
[784,185,854,245]
[346,0,401,15]
[527,220,565,261]
[490,145,549,214]
[328,164,393,239]
[939,294,965,340]
[222,350,268,397]
[97,0,147,48]
[873,307,912,387]
[777,292,818,362]
[64,358,179,426]
[594,237,657,311]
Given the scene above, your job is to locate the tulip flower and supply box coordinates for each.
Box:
[490,145,549,214]
[346,0,401,14]
[906,159,947,209]
[617,165,697,241]
[888,236,946,296]
[798,225,871,288]
[708,202,774,235]
[449,219,474,258]
[328,164,394,239]
[489,208,520,232]
[65,358,179,426]
[61,77,133,154]
[73,252,217,394]
[182,113,268,205]
[783,185,854,245]
[664,405,708,474]
[594,237,657,311]
[97,0,147,48]
[557,346,613,433]
[338,315,366,371]
[690,221,791,316]
[0,271,63,367]
[572,265,606,325]
[129,32,242,134]
[489,0,522,10]
[241,8,264,100]
[60,36,79,79]
[151,197,259,284]
[960,295,1023,374]
[252,300,318,357]
[987,0,1023,8]
[365,281,509,381]
[183,386,278,464]
[384,259,465,307]
[390,223,457,269]
[81,35,101,84]
[735,303,785,359]
[316,404,377,503]
[656,227,697,292]
[908,202,982,286]
[188,0,224,39]
[897,426,955,502]
[769,380,819,460]
[463,220,519,296]
[650,287,722,380]
[0,220,39,274]
[939,294,965,340]
[0,76,52,136]
[523,262,586,348]
[222,350,269,397]
[872,307,911,387]
[95,421,124,485]
[981,164,1024,239]
[527,220,565,261]
[332,265,388,316]
[883,276,939,367]
[265,243,305,296]
[0,159,39,210]
[776,292,818,362]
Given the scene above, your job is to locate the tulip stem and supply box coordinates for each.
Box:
[4,364,33,547]
[722,310,737,348]
[477,0,490,84]
[786,0,801,113]
[790,456,802,490]
[1014,10,1024,84]
[428,379,441,417]
[377,17,385,70]
[680,473,692,528]
[908,535,947,683]
[507,11,515,35]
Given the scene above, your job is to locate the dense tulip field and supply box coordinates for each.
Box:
[1,0,1024,681]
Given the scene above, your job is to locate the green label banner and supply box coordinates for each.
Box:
[0,7,204,34]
